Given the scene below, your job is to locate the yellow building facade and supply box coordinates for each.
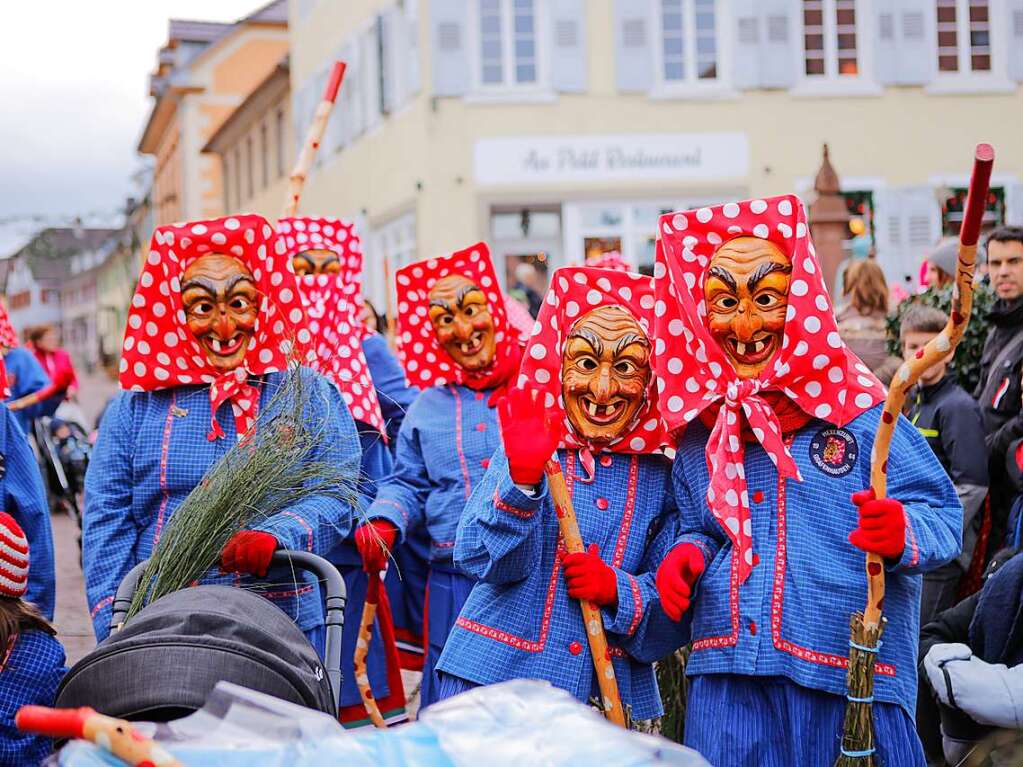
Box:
[139,3,290,227]
[288,0,1023,310]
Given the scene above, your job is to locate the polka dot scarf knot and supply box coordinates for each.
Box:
[517,266,670,480]
[653,194,885,584]
[394,242,532,395]
[119,214,311,442]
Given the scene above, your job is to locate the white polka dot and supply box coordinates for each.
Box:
[828,367,844,383]
[566,301,580,318]
[290,308,304,323]
[629,437,646,450]
[132,294,146,308]
[259,349,274,364]
[805,381,822,397]
[672,213,688,230]
[640,294,655,310]
[804,316,821,333]
[530,344,546,360]
[722,203,740,219]
[685,377,699,393]
[534,368,550,384]
[855,392,874,408]
[796,222,807,238]
[696,207,713,223]
[812,354,829,370]
[750,200,768,214]
[586,289,602,305]
[191,224,207,235]
[133,361,147,376]
[777,223,792,238]
[725,517,740,535]
[794,340,809,356]
[803,257,816,274]
[791,279,808,296]
[667,396,684,412]
[753,224,770,239]
[655,300,666,317]
[668,357,683,374]
[777,199,793,216]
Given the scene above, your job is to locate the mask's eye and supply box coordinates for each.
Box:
[614,360,635,374]
[188,299,214,317]
[230,296,251,312]
[324,261,341,274]
[755,293,779,308]
[578,356,598,372]
[464,305,477,317]
[438,314,454,326]
[717,296,739,310]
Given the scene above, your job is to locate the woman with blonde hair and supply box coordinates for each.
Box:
[837,258,891,371]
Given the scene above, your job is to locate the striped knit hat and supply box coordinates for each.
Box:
[0,514,29,598]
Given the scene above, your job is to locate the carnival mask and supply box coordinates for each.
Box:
[562,306,651,444]
[428,274,496,372]
[181,254,260,372]
[292,249,341,276]
[704,236,791,379]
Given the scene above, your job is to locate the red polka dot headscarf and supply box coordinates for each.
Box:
[294,272,386,437]
[0,303,18,350]
[277,216,364,316]
[517,266,669,477]
[654,194,884,584]
[584,250,633,273]
[395,242,530,392]
[119,215,312,442]
[0,356,9,399]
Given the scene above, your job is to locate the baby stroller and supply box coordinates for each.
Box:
[32,415,90,532]
[55,551,346,721]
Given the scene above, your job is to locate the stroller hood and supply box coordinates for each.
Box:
[57,585,334,720]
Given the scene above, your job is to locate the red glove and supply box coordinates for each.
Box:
[499,386,562,486]
[354,520,397,573]
[655,544,706,622]
[849,489,906,560]
[220,531,278,577]
[561,544,618,606]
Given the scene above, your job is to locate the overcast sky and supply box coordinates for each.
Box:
[0,1,264,225]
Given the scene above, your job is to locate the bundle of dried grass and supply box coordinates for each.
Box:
[835,615,885,766]
[127,365,359,618]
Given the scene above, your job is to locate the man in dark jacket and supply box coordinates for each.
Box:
[904,305,989,625]
[974,227,1023,548]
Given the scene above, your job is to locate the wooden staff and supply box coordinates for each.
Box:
[545,456,626,727]
[17,705,185,767]
[353,570,387,728]
[836,143,994,766]
[282,61,346,218]
[383,254,398,351]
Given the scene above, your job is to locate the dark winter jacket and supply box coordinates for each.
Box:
[976,298,1023,461]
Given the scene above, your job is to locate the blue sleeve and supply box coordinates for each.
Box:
[83,393,143,641]
[366,394,433,540]
[5,349,50,401]
[671,447,725,567]
[357,428,393,507]
[4,412,55,620]
[253,371,361,555]
[0,633,66,767]
[887,414,963,574]
[454,446,544,585]
[603,473,691,661]
[362,334,418,443]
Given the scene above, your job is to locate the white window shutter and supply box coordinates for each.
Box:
[732,0,760,89]
[431,0,470,96]
[379,11,397,114]
[895,0,934,85]
[406,0,422,97]
[758,0,796,89]
[614,0,654,93]
[901,185,943,282]
[362,28,382,130]
[874,0,899,84]
[1009,0,1023,80]
[550,0,587,92]
[323,61,346,154]
[1005,182,1023,225]
[871,187,906,285]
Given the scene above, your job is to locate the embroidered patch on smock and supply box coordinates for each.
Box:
[809,427,858,477]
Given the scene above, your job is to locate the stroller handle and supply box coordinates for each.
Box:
[111,550,346,714]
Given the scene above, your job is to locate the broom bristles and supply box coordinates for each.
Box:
[834,613,886,767]
[127,364,360,618]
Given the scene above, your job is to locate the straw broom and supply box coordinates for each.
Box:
[545,456,627,727]
[835,143,994,765]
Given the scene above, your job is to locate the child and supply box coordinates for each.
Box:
[903,304,989,624]
[0,512,66,766]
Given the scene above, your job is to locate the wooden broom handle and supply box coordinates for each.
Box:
[545,456,627,727]
[282,61,346,218]
[353,571,387,728]
[863,143,994,628]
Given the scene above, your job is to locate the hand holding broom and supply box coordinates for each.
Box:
[835,143,994,766]
[17,705,185,767]
[499,387,627,727]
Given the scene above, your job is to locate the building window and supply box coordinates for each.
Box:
[803,0,859,77]
[260,121,269,189]
[936,0,991,73]
[942,185,1003,235]
[245,135,254,200]
[276,108,286,178]
[660,0,717,82]
[478,0,536,87]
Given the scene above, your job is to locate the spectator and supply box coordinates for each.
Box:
[920,548,1023,766]
[903,305,989,625]
[924,239,958,289]
[974,226,1023,549]
[511,261,544,318]
[360,298,387,337]
[25,325,78,418]
[835,258,890,371]
[874,355,906,389]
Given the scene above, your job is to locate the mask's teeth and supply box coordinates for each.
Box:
[736,341,747,356]
[587,400,599,416]
[211,338,222,352]
[752,339,763,354]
